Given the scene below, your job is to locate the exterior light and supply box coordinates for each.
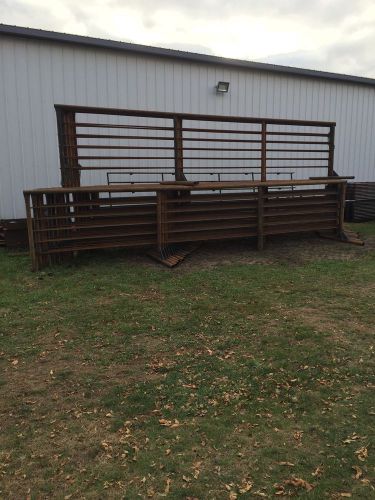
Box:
[216,81,230,93]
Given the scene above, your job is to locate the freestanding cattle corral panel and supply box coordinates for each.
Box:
[23,105,356,270]
[2,25,375,223]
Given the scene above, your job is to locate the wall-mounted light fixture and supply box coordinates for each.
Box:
[216,81,230,94]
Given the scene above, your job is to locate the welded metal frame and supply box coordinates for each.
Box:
[55,104,336,186]
[24,179,348,270]
[22,106,353,270]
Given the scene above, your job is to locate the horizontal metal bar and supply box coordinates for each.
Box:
[76,134,174,140]
[56,104,336,127]
[266,131,329,137]
[41,237,157,254]
[265,157,329,161]
[76,133,263,143]
[75,145,175,150]
[182,127,260,134]
[267,140,329,144]
[264,221,337,235]
[38,228,158,244]
[77,156,175,160]
[266,149,329,153]
[74,145,263,152]
[25,178,344,195]
[75,122,174,131]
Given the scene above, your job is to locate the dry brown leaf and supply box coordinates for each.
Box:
[312,465,323,477]
[239,481,253,493]
[229,492,238,500]
[277,461,295,467]
[293,431,303,441]
[147,487,155,497]
[284,477,314,491]
[164,478,171,494]
[159,418,180,428]
[274,487,285,496]
[339,493,352,498]
[355,446,368,461]
[352,465,363,479]
[343,433,361,444]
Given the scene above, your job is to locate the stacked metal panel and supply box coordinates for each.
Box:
[345,183,375,221]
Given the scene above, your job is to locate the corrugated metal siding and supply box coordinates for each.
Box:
[1,36,375,219]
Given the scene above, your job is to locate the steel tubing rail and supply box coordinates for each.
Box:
[55,105,336,187]
[25,179,346,270]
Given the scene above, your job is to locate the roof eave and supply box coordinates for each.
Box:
[1,23,375,88]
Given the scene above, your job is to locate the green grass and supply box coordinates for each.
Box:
[0,224,374,498]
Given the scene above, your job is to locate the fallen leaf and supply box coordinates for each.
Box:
[312,465,323,477]
[284,477,314,491]
[239,481,253,493]
[355,446,368,462]
[159,419,180,428]
[339,494,352,498]
[229,492,237,500]
[164,478,171,494]
[352,465,363,480]
[293,431,303,441]
[277,461,295,467]
[343,433,361,444]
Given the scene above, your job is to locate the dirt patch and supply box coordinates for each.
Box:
[106,230,374,271]
[288,305,374,345]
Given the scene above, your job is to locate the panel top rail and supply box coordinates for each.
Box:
[24,178,346,195]
[55,104,336,128]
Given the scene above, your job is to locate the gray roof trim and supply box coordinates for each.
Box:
[1,23,375,88]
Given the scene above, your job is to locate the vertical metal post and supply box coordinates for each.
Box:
[157,191,168,255]
[261,121,267,182]
[56,107,80,187]
[173,116,186,181]
[328,124,335,177]
[24,193,37,271]
[257,186,264,250]
[338,182,347,234]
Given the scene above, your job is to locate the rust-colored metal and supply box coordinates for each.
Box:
[328,125,336,177]
[25,179,347,270]
[260,121,267,182]
[21,105,356,269]
[56,108,81,187]
[54,105,334,184]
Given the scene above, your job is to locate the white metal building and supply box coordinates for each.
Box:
[1,24,375,220]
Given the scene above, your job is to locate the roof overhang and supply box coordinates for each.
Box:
[1,23,375,88]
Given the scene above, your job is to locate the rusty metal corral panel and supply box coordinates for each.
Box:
[24,179,347,270]
[54,104,337,188]
[346,182,375,221]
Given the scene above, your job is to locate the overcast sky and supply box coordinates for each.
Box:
[1,0,375,78]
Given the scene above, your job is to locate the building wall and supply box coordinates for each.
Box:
[1,35,375,219]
